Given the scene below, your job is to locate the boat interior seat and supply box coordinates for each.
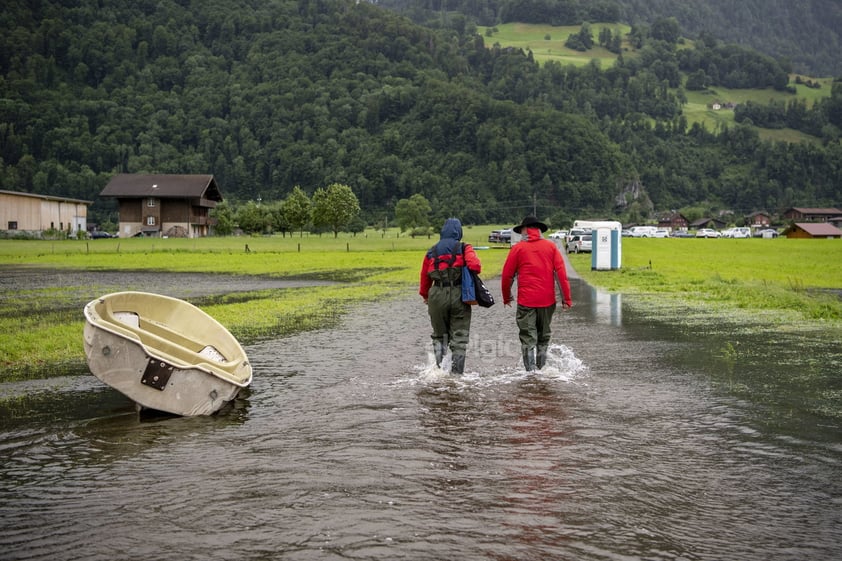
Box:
[95,300,248,382]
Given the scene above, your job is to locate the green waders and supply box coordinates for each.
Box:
[516,304,556,371]
[427,268,471,374]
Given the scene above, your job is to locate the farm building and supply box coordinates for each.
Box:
[746,211,772,229]
[0,190,91,237]
[100,174,223,238]
[784,223,842,239]
[689,217,726,230]
[658,212,689,231]
[782,207,842,222]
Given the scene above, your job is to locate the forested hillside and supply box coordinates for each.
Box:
[381,0,842,77]
[617,0,842,79]
[1,0,841,230]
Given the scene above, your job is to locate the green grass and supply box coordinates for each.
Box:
[480,22,632,67]
[480,22,832,140]
[3,233,841,381]
[683,80,832,141]
[0,230,511,381]
[567,237,842,321]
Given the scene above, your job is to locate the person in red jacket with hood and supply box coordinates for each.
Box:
[419,218,482,374]
[501,216,572,371]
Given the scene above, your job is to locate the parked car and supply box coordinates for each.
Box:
[628,226,659,237]
[653,229,669,238]
[489,229,513,243]
[722,227,751,238]
[89,231,114,239]
[756,228,779,238]
[548,230,567,240]
[695,228,721,238]
[566,234,592,253]
[670,230,694,238]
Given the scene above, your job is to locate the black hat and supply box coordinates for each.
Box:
[513,215,548,233]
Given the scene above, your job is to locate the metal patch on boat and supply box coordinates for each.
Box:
[141,359,174,391]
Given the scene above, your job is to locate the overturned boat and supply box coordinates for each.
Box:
[83,291,252,416]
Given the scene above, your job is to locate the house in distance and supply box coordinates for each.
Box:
[0,190,91,237]
[100,174,222,238]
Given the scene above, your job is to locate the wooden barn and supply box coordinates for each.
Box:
[100,174,223,238]
[658,212,689,231]
[782,207,842,222]
[746,211,772,229]
[784,222,842,239]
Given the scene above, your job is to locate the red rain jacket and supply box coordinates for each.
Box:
[419,244,482,300]
[501,227,572,308]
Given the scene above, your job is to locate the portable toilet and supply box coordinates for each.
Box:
[572,220,622,270]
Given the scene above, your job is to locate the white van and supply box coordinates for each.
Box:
[725,227,751,238]
[629,226,659,238]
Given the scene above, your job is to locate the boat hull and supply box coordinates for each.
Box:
[83,292,252,416]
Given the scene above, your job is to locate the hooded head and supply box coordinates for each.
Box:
[440,218,463,241]
[428,218,463,257]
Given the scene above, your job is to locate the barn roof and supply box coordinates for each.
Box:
[100,174,223,201]
[790,222,842,237]
[786,207,842,215]
[0,189,92,205]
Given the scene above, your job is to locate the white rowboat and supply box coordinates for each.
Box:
[83,291,252,416]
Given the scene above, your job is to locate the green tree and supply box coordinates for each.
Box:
[236,201,271,235]
[210,201,235,236]
[394,193,432,233]
[685,69,710,91]
[650,17,681,45]
[311,183,361,238]
[283,186,311,237]
[266,201,289,236]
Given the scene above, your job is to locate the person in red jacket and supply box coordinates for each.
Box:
[419,218,482,374]
[501,216,572,371]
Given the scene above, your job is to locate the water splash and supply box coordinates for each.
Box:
[405,344,588,389]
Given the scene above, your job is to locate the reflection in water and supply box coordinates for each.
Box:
[1,277,841,560]
[589,287,622,326]
[496,380,575,556]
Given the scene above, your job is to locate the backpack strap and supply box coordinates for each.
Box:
[432,244,459,270]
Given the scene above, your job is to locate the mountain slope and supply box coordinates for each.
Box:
[1,0,840,229]
[378,0,842,76]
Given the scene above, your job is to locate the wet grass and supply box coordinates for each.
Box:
[0,231,510,381]
[569,237,842,321]
[3,233,840,383]
[569,237,842,419]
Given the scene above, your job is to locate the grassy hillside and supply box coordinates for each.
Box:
[480,23,632,67]
[480,22,833,140]
[683,80,833,141]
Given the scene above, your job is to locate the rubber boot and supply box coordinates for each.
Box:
[433,341,445,368]
[451,354,466,375]
[522,348,536,372]
[536,345,548,370]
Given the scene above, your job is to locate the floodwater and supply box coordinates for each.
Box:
[1,271,841,560]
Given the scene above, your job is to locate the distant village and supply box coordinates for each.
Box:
[1,175,841,240]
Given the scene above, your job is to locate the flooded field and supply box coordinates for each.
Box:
[1,273,841,560]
